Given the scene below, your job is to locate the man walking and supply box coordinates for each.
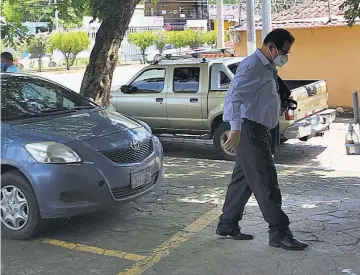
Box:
[1,52,22,73]
[216,28,308,251]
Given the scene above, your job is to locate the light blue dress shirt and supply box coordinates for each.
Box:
[223,49,280,130]
[6,65,22,73]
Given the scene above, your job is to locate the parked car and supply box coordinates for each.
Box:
[1,73,164,240]
[111,53,336,160]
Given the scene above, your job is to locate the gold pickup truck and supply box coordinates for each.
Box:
[111,55,336,160]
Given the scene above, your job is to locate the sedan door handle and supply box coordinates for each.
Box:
[155,98,164,103]
[190,98,198,103]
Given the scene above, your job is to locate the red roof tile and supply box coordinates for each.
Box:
[231,0,359,31]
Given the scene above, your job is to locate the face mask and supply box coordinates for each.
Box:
[269,45,289,67]
[273,54,288,67]
[1,62,6,71]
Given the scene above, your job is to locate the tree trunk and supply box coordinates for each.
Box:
[66,59,71,70]
[37,58,42,72]
[79,0,138,107]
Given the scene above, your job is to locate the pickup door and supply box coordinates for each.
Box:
[111,67,169,128]
[166,63,209,130]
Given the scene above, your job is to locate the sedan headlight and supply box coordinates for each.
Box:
[25,142,81,164]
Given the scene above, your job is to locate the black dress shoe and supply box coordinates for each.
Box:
[269,230,308,251]
[216,228,254,240]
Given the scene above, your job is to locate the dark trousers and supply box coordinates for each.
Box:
[218,119,290,233]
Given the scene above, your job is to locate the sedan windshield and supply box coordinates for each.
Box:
[1,75,95,120]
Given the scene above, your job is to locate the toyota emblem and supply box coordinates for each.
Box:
[130,140,140,150]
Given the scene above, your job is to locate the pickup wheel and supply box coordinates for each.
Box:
[213,122,236,161]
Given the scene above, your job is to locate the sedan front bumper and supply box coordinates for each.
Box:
[25,139,164,219]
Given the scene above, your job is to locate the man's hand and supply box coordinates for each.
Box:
[223,130,241,152]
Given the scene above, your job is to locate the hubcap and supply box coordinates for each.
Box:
[220,130,236,157]
[1,185,29,230]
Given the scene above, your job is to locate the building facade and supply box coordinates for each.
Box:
[144,0,209,30]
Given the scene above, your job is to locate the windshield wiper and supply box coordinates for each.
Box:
[40,106,95,114]
[2,113,48,121]
[74,106,96,110]
[40,107,76,114]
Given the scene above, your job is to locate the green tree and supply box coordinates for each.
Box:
[26,36,48,72]
[340,0,360,26]
[0,20,31,48]
[128,31,155,63]
[48,31,90,70]
[166,31,190,49]
[153,30,167,54]
[203,30,217,47]
[185,29,205,49]
[0,0,88,48]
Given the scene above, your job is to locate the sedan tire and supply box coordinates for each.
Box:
[1,171,41,240]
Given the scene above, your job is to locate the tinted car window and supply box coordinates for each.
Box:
[1,76,93,120]
[173,67,200,93]
[220,71,231,89]
[130,68,165,93]
[228,62,240,75]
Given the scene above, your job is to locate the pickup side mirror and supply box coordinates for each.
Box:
[121,85,138,94]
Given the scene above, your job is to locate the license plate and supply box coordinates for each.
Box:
[298,124,312,137]
[131,168,152,189]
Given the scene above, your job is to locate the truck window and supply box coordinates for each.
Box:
[130,68,165,93]
[228,62,240,75]
[173,67,200,93]
[220,71,231,89]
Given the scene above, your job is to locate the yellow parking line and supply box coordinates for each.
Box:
[118,207,221,275]
[42,239,146,262]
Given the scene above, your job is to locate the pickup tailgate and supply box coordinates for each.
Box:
[283,80,328,120]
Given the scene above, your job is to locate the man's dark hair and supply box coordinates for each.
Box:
[263,28,295,49]
[1,52,14,62]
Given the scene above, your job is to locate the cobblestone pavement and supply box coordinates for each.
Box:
[2,120,360,275]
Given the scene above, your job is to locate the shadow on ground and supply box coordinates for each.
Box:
[160,136,327,166]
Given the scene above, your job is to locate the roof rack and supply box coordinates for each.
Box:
[150,48,235,65]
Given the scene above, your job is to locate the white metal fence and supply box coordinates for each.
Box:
[87,26,163,62]
[120,26,164,61]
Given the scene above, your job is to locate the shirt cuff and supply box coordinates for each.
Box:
[229,120,241,131]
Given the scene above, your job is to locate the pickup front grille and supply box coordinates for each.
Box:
[102,138,153,164]
[111,172,159,199]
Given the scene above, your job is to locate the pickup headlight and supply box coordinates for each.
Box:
[25,142,81,164]
[137,119,152,134]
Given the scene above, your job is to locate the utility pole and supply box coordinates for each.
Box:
[246,0,256,55]
[216,0,225,49]
[262,0,272,42]
[54,0,59,32]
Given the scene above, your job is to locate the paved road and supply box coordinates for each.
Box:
[2,120,360,275]
[33,64,146,92]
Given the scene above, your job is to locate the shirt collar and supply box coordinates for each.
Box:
[255,49,271,66]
